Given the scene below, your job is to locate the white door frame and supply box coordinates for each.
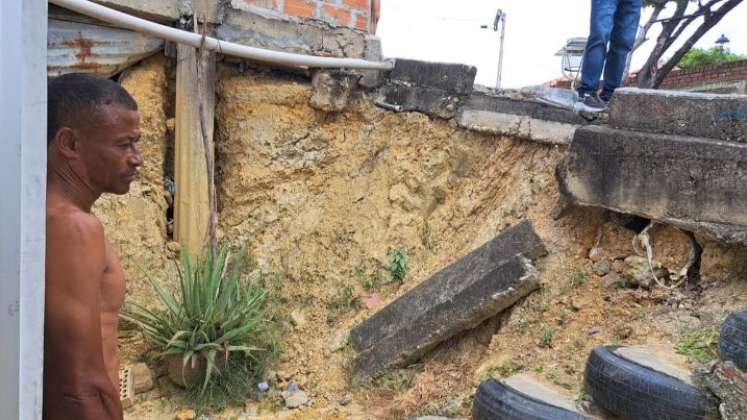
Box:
[0,0,47,418]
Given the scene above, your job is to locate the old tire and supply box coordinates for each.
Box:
[472,378,587,420]
[585,346,712,420]
[719,309,747,371]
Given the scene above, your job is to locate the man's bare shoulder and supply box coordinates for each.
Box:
[46,205,105,245]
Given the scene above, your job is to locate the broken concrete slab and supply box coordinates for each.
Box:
[457,92,587,145]
[704,361,747,420]
[609,88,747,144]
[381,82,463,119]
[558,125,747,245]
[350,220,546,379]
[390,59,477,95]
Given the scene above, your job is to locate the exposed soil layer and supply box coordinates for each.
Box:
[113,63,747,419]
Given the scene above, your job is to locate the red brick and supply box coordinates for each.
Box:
[320,4,352,26]
[284,0,316,18]
[353,11,369,31]
[343,0,370,12]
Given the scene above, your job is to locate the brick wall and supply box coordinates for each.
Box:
[659,59,747,90]
[544,59,747,91]
[237,0,372,32]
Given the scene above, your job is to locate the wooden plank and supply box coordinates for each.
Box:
[174,43,216,259]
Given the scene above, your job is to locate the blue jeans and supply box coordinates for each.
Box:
[578,0,641,101]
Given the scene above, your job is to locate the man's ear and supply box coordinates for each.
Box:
[54,127,81,160]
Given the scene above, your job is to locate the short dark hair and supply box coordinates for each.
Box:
[47,73,138,146]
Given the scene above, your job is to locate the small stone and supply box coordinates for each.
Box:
[329,330,350,353]
[257,381,269,393]
[338,395,352,406]
[569,298,582,312]
[592,260,612,277]
[286,382,300,392]
[611,259,625,273]
[602,273,626,289]
[588,326,600,336]
[131,363,154,394]
[175,409,196,420]
[166,241,181,255]
[290,310,306,329]
[282,390,309,409]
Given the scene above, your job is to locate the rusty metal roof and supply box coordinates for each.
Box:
[48,18,164,78]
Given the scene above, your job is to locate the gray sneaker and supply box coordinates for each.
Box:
[573,94,607,113]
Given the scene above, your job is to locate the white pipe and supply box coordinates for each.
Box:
[49,0,394,71]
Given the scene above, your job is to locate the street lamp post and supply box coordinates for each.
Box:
[715,34,730,52]
[494,9,506,89]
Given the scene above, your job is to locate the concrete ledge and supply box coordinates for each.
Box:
[390,59,476,95]
[458,109,577,145]
[609,88,747,144]
[465,93,586,126]
[558,125,747,245]
[350,220,546,380]
[381,82,463,119]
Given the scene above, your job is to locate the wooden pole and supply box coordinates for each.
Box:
[174,42,216,259]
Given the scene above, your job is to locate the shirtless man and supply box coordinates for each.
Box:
[44,73,143,420]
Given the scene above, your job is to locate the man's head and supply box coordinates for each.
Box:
[48,73,143,195]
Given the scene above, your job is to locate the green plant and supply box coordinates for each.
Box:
[388,248,408,284]
[540,325,556,348]
[375,368,416,393]
[362,274,379,292]
[498,361,525,377]
[634,307,647,319]
[677,46,746,70]
[676,326,720,364]
[121,246,275,398]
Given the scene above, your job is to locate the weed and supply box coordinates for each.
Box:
[388,248,408,284]
[497,361,525,377]
[634,307,647,319]
[419,218,434,250]
[564,364,577,375]
[539,325,556,348]
[532,365,544,374]
[480,363,498,381]
[573,338,586,350]
[557,266,587,294]
[326,286,361,325]
[415,402,441,417]
[375,368,416,394]
[544,366,559,381]
[362,274,379,292]
[614,324,633,340]
[676,326,720,364]
[557,308,571,325]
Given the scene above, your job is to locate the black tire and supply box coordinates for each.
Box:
[585,346,712,420]
[719,309,747,371]
[472,378,588,420]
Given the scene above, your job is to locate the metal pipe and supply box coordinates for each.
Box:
[49,0,394,71]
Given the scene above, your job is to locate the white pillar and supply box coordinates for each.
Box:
[0,0,47,419]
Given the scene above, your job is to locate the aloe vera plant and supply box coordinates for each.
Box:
[121,246,271,395]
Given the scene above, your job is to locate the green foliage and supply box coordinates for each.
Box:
[676,326,720,363]
[388,248,408,284]
[540,325,556,348]
[186,355,257,413]
[677,47,746,70]
[497,361,525,378]
[121,246,276,398]
[362,274,379,292]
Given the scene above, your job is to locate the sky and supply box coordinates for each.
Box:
[377,0,747,88]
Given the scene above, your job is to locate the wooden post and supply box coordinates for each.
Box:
[174,43,216,259]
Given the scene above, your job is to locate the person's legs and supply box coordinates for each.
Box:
[578,0,618,97]
[601,0,641,101]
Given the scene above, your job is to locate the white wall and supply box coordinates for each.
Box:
[0,0,47,419]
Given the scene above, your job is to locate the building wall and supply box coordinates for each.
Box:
[235,0,372,32]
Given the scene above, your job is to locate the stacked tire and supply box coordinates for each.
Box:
[719,309,747,371]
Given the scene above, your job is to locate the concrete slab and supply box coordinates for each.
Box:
[609,88,747,144]
[457,109,577,145]
[502,374,581,414]
[381,82,462,119]
[350,220,546,379]
[390,59,477,95]
[558,125,747,245]
[464,93,587,126]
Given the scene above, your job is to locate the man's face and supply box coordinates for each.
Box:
[78,105,143,195]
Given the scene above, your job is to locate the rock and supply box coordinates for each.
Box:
[290,310,305,329]
[338,395,352,406]
[602,272,626,289]
[257,381,269,393]
[166,241,181,255]
[704,361,747,420]
[309,71,354,113]
[558,125,747,246]
[611,259,625,273]
[366,294,381,310]
[328,330,349,353]
[624,256,668,289]
[282,390,309,409]
[131,362,154,394]
[350,220,546,380]
[592,260,612,277]
[175,409,196,420]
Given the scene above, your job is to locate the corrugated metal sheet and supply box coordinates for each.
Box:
[47,19,164,78]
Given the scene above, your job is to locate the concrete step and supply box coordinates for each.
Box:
[609,88,747,144]
[350,220,546,380]
[558,125,747,245]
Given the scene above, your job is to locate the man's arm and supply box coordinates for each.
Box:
[45,213,123,420]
